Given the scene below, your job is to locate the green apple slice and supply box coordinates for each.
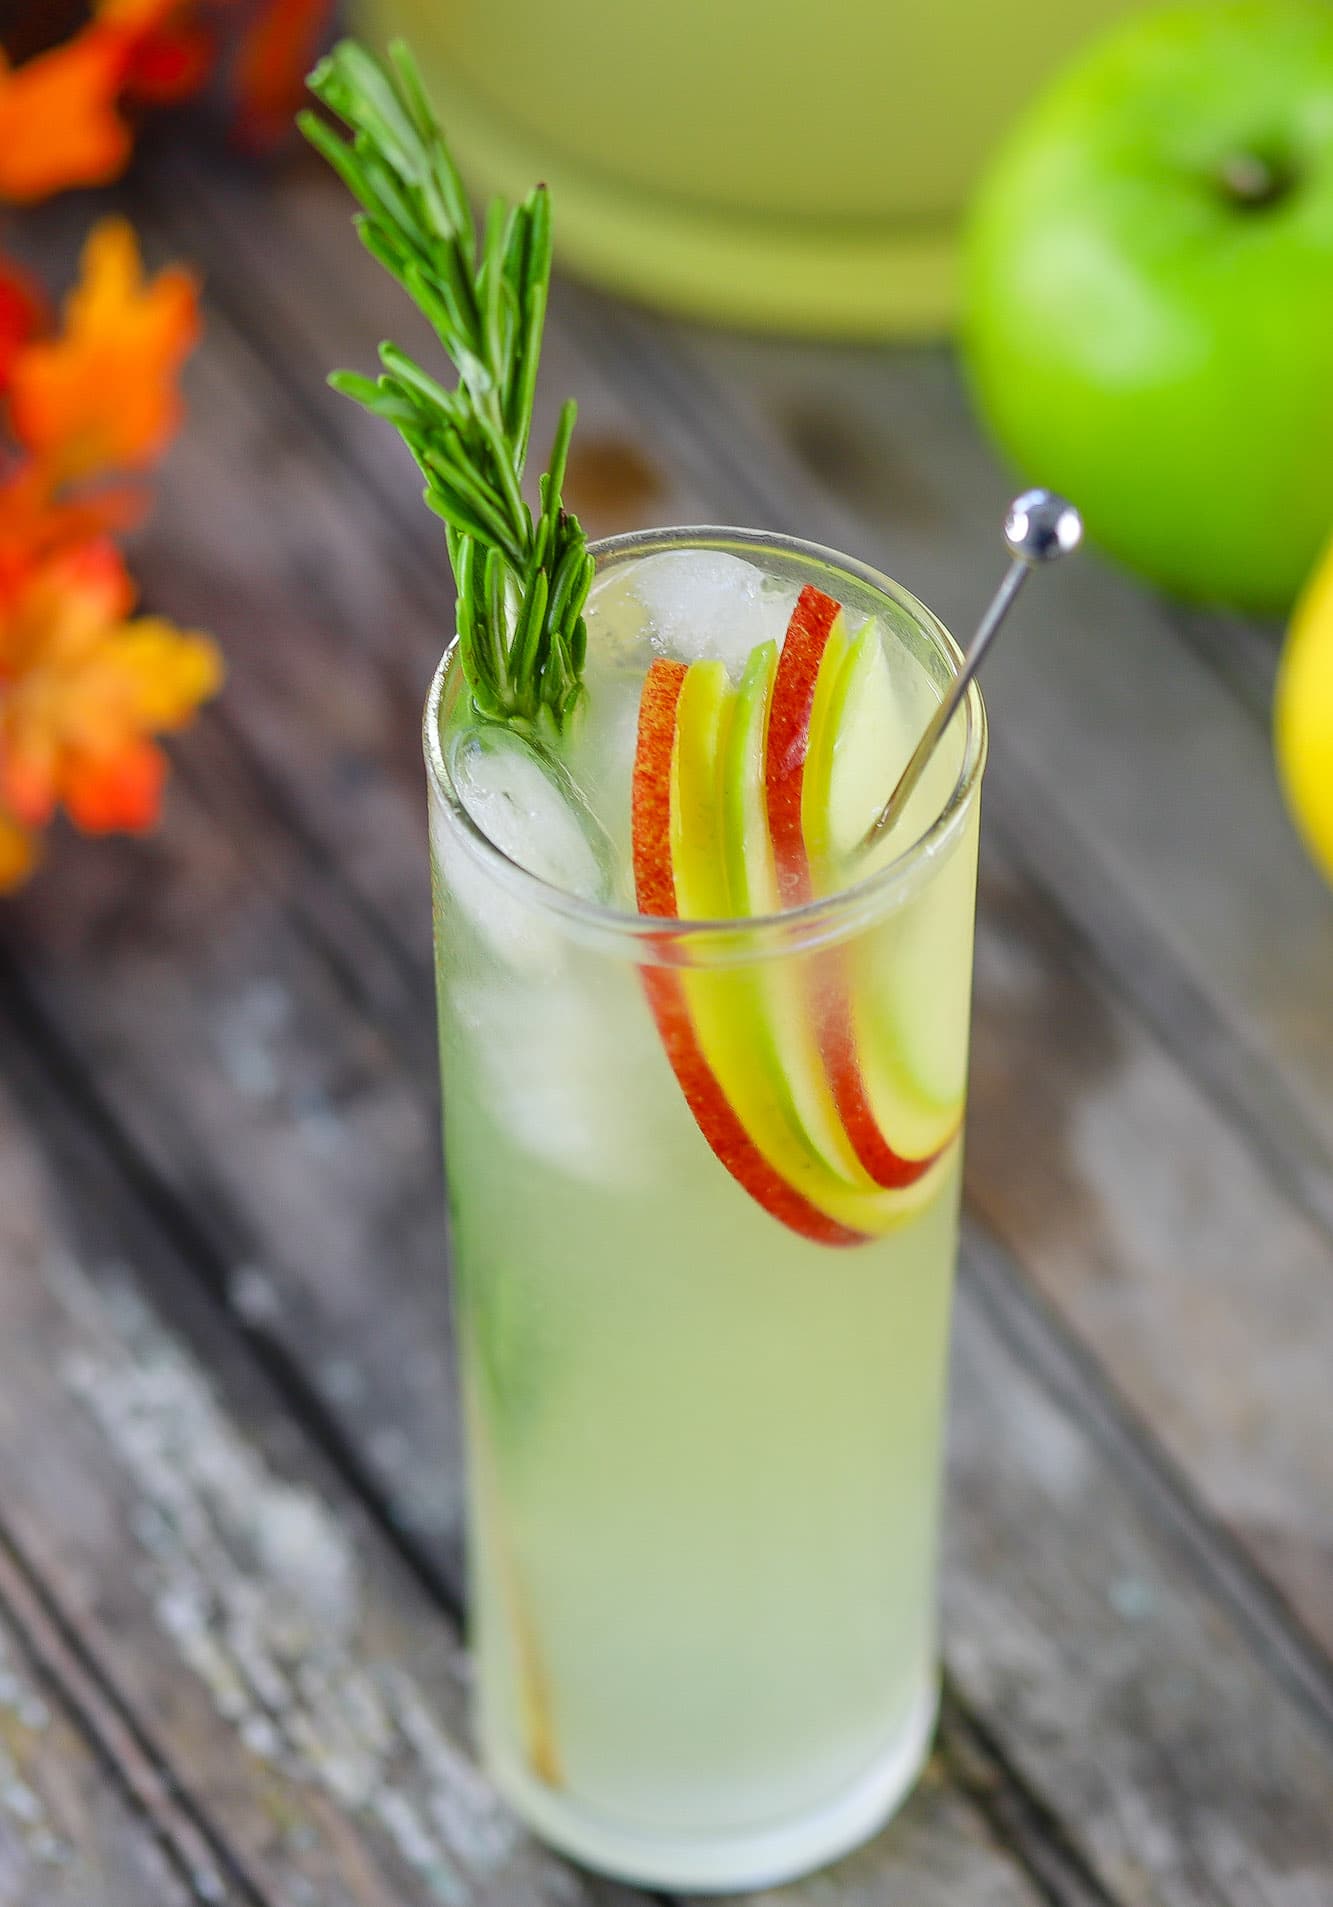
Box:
[721,641,780,913]
[669,658,732,917]
[853,805,979,1122]
[801,617,895,872]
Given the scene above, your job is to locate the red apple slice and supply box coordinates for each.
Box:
[631,657,867,1247]
[766,584,846,906]
[630,657,685,919]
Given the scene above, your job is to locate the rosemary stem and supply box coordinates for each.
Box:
[301,38,589,732]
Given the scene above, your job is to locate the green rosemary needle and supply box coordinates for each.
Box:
[299,39,593,731]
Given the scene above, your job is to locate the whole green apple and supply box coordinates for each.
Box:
[962,0,1333,613]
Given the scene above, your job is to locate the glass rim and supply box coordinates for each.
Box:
[423,525,987,961]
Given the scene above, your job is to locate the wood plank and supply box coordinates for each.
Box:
[0,766,467,1571]
[1165,605,1282,731]
[0,1600,194,1907]
[945,1246,1333,1907]
[7,967,1333,1907]
[0,719,1060,1902]
[0,1024,652,1907]
[10,144,1333,1907]
[3,166,703,970]
[0,1019,1053,1907]
[969,845,1333,1660]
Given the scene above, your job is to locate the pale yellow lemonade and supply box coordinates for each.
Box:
[427,530,984,1889]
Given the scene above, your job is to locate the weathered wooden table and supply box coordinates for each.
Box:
[3,136,1332,1907]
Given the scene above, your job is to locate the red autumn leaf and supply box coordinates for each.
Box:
[125,25,216,104]
[98,0,217,106]
[232,0,332,149]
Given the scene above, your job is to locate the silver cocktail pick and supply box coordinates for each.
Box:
[858,488,1082,855]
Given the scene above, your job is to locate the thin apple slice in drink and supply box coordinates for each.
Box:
[817,628,975,1150]
[776,604,920,892]
[634,651,948,1240]
[768,593,961,1186]
[669,654,894,1221]
[849,807,978,1148]
[667,656,916,1234]
[720,641,878,1188]
[766,585,847,906]
[804,619,900,867]
[669,658,734,914]
[632,657,868,1246]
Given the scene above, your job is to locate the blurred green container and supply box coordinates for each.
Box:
[358,0,1139,337]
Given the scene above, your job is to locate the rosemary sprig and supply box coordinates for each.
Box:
[299,39,593,731]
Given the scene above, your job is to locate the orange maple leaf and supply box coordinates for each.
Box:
[0,541,222,838]
[8,218,200,484]
[0,30,134,205]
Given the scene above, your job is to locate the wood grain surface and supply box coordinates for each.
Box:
[1,137,1330,1905]
[0,1593,193,1907]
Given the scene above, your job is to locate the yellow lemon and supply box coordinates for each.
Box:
[1275,534,1333,885]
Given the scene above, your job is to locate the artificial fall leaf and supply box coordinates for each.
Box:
[98,0,216,106]
[0,32,134,204]
[0,465,146,616]
[0,530,135,653]
[125,22,215,103]
[63,733,167,832]
[0,541,135,825]
[0,256,48,396]
[233,0,332,149]
[0,540,222,836]
[8,217,200,483]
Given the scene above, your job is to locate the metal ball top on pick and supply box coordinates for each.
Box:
[861,489,1083,852]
